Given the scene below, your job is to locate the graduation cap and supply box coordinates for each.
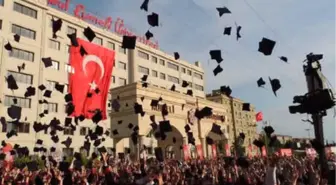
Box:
[80,45,88,56]
[104,130,110,136]
[131,131,138,144]
[184,124,191,133]
[182,80,189,88]
[134,103,145,117]
[213,65,223,76]
[264,126,274,137]
[159,120,172,132]
[257,77,266,87]
[279,56,288,63]
[6,74,19,90]
[36,139,43,145]
[242,103,250,111]
[258,37,276,56]
[43,90,52,98]
[7,105,22,120]
[10,150,16,156]
[98,146,107,153]
[220,85,232,96]
[224,27,231,36]
[161,104,169,117]
[145,30,153,40]
[268,135,278,147]
[17,63,25,73]
[253,139,265,148]
[154,147,164,162]
[1,141,6,147]
[239,133,245,140]
[142,82,148,88]
[150,122,158,130]
[0,153,6,160]
[121,36,136,49]
[14,34,20,42]
[24,86,36,98]
[38,84,46,91]
[61,137,72,148]
[128,123,134,129]
[170,84,176,91]
[112,129,119,135]
[206,137,214,145]
[94,139,102,147]
[83,26,96,42]
[67,32,79,47]
[52,18,63,38]
[269,77,281,96]
[112,99,120,112]
[209,50,223,63]
[95,125,104,136]
[92,110,103,124]
[41,57,52,68]
[174,52,180,60]
[147,12,159,27]
[210,123,223,135]
[141,75,148,82]
[216,6,231,17]
[27,161,38,171]
[83,140,90,152]
[51,135,59,143]
[140,0,149,11]
[4,42,13,51]
[236,25,242,40]
[186,89,193,96]
[55,83,65,93]
[6,129,18,138]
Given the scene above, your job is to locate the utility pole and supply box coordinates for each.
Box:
[304,55,329,178]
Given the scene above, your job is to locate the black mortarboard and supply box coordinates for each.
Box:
[224,27,232,36]
[159,120,172,132]
[6,74,19,90]
[0,117,6,127]
[51,135,59,143]
[150,99,159,107]
[7,105,22,120]
[150,122,158,130]
[279,56,288,63]
[170,84,176,91]
[140,0,149,11]
[236,157,249,168]
[182,80,189,88]
[131,131,138,144]
[174,52,180,60]
[10,150,16,156]
[52,18,62,39]
[105,130,110,136]
[42,57,52,68]
[64,93,73,102]
[55,83,65,93]
[24,86,36,98]
[13,98,17,104]
[65,117,72,126]
[258,37,276,56]
[112,129,119,135]
[117,120,122,124]
[201,106,213,117]
[220,85,232,96]
[14,34,20,42]
[98,146,107,153]
[92,110,103,124]
[211,123,223,135]
[239,133,245,140]
[142,82,148,88]
[94,88,100,94]
[128,123,134,129]
[206,137,214,145]
[213,65,223,76]
[6,129,18,138]
[50,147,56,152]
[17,63,25,73]
[236,25,242,40]
[4,42,12,51]
[94,139,101,147]
[67,32,79,47]
[257,77,266,87]
[147,12,159,27]
[264,126,274,137]
[122,36,136,49]
[216,6,231,17]
[83,26,96,42]
[184,124,191,133]
[1,141,6,147]
[36,139,43,145]
[141,74,148,82]
[253,139,264,148]
[43,90,52,98]
[140,96,145,102]
[27,161,38,171]
[154,147,163,162]
[38,84,46,91]
[269,77,281,96]
[0,153,5,160]
[145,30,153,40]
[158,97,163,101]
[268,135,278,147]
[209,50,223,63]
[65,102,75,115]
[61,137,72,148]
[134,103,145,117]
[80,45,88,56]
[186,89,193,96]
[95,125,104,136]
[242,103,250,111]
[59,161,70,172]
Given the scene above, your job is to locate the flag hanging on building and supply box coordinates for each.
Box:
[69,38,115,119]
[256,112,263,122]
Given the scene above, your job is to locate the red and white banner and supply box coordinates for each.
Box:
[225,144,231,156]
[212,145,217,158]
[183,145,190,161]
[279,149,292,156]
[262,146,267,157]
[196,145,204,160]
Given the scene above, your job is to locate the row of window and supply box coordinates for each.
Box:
[1,122,30,133]
[111,76,127,86]
[14,2,37,19]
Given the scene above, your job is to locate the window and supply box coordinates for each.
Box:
[138,50,149,60]
[194,73,203,80]
[0,20,2,30]
[187,70,192,76]
[93,37,103,45]
[63,148,74,157]
[49,39,60,50]
[13,2,37,19]
[11,24,36,40]
[64,127,74,135]
[152,70,158,77]
[65,64,75,74]
[159,59,165,66]
[188,81,193,88]
[4,96,31,108]
[160,73,166,80]
[65,45,71,53]
[7,71,33,84]
[67,26,76,35]
[44,103,58,113]
[107,42,115,50]
[51,60,59,70]
[138,66,149,75]
[168,75,179,84]
[119,78,126,86]
[2,122,30,133]
[152,56,157,63]
[80,127,88,136]
[46,80,57,90]
[181,67,186,73]
[167,62,179,71]
[195,84,204,91]
[118,45,126,54]
[9,48,34,61]
[118,61,127,70]
[112,76,115,83]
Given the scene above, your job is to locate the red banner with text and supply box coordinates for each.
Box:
[225,144,231,156]
[262,146,267,157]
[212,145,217,159]
[196,145,204,160]
[183,145,190,161]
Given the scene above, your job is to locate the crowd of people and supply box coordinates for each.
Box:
[0,152,335,185]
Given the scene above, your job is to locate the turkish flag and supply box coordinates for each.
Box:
[69,39,115,119]
[256,112,263,122]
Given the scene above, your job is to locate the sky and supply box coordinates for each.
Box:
[65,0,335,141]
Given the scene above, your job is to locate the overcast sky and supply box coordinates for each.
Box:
[66,0,335,141]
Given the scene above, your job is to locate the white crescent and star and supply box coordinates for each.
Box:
[82,55,105,90]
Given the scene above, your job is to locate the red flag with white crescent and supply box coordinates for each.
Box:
[69,39,115,119]
[256,112,263,122]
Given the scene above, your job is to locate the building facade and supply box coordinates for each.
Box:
[0,0,205,156]
[110,82,230,160]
